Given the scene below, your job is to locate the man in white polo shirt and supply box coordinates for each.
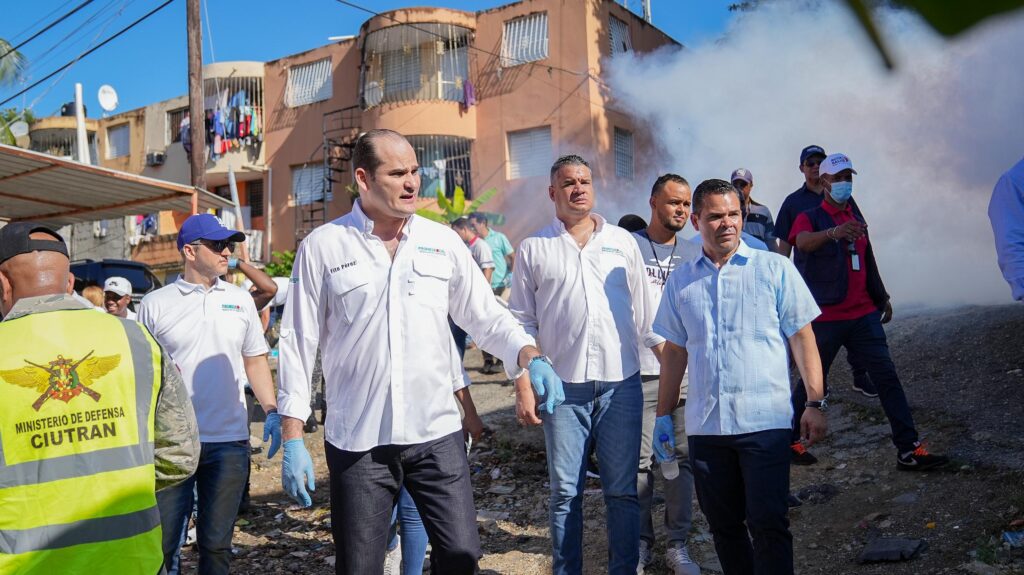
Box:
[137,214,282,575]
[510,154,663,575]
[275,129,559,575]
[103,275,136,320]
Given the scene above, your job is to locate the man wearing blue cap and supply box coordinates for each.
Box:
[138,213,282,575]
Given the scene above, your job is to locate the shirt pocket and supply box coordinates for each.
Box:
[410,257,452,311]
[328,271,370,325]
[752,276,777,341]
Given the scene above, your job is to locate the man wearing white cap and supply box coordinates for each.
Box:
[103,276,136,320]
[787,153,949,471]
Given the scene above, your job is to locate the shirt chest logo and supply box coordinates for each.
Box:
[221,304,243,312]
[417,246,448,256]
[329,260,358,274]
[601,246,625,257]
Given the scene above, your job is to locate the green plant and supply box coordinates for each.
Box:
[416,186,499,224]
[264,250,296,277]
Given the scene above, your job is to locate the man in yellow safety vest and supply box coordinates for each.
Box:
[0,222,200,574]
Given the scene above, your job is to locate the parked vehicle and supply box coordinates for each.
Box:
[70,259,163,303]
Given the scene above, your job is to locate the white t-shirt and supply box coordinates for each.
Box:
[468,237,495,270]
[138,277,269,442]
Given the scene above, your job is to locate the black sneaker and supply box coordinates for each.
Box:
[897,443,949,471]
[790,442,818,465]
[787,493,803,508]
[852,377,879,398]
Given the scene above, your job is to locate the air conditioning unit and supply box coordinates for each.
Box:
[146,152,166,167]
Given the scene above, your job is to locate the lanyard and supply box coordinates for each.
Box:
[647,235,678,290]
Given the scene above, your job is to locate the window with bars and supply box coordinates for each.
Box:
[292,164,331,205]
[609,16,632,56]
[501,13,549,67]
[507,126,552,180]
[286,58,333,107]
[248,179,264,217]
[361,23,470,109]
[167,107,188,144]
[407,135,472,199]
[106,123,130,159]
[614,127,634,180]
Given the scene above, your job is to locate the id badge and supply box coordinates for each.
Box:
[851,253,861,271]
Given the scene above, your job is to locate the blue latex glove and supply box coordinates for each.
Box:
[282,439,315,507]
[263,411,282,459]
[529,357,564,413]
[652,415,676,462]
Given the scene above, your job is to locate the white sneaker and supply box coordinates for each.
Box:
[384,536,402,575]
[665,542,700,575]
[637,539,654,574]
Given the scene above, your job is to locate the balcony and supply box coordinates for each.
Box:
[361,22,471,109]
[28,116,99,164]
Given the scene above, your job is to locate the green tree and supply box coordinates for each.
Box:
[1,107,35,146]
[415,186,500,224]
[264,250,296,278]
[0,39,27,87]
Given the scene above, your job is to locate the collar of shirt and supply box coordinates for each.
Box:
[350,198,417,241]
[552,213,606,244]
[3,293,88,321]
[820,198,854,218]
[698,239,754,271]
[175,276,228,295]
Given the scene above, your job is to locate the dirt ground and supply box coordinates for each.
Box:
[175,304,1024,574]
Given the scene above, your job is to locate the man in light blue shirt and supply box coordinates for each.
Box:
[652,179,827,575]
[990,156,1024,301]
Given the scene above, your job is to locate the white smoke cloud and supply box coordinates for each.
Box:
[606,3,1024,309]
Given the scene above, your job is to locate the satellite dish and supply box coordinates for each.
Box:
[98,85,119,113]
[9,121,29,138]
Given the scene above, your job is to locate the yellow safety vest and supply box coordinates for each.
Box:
[0,309,163,574]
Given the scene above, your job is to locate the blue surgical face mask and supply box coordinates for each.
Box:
[829,181,853,203]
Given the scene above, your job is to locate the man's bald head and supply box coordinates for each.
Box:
[0,229,71,316]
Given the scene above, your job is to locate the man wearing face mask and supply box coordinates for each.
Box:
[787,153,949,471]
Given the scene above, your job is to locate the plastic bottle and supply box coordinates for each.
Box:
[658,433,679,480]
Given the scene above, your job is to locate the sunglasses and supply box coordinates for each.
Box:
[803,158,823,168]
[191,239,237,253]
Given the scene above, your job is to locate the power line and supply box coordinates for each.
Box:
[0,0,99,61]
[6,0,75,45]
[0,0,177,108]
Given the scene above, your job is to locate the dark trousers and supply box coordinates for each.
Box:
[325,430,480,575]
[689,430,793,575]
[449,317,467,360]
[791,310,919,451]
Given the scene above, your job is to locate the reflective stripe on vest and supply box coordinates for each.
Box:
[0,310,162,572]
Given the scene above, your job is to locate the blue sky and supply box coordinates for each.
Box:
[2,0,737,118]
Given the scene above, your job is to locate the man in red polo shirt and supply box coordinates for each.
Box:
[787,153,948,471]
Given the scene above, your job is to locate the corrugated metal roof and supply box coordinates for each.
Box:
[0,143,234,226]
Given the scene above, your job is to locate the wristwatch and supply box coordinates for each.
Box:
[805,399,828,411]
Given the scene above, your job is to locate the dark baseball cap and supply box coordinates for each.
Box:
[0,222,68,265]
[177,213,246,250]
[800,145,826,164]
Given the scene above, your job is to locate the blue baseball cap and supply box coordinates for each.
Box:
[177,214,246,250]
[800,145,826,164]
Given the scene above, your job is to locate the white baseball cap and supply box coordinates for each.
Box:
[819,153,858,177]
[103,276,132,297]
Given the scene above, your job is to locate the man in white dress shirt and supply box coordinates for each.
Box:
[510,154,663,575]
[275,129,560,575]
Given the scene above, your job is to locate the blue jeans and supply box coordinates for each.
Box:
[791,310,918,451]
[157,441,250,575]
[388,488,429,575]
[690,429,793,575]
[542,372,642,575]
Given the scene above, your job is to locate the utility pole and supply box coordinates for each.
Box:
[186,0,205,213]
